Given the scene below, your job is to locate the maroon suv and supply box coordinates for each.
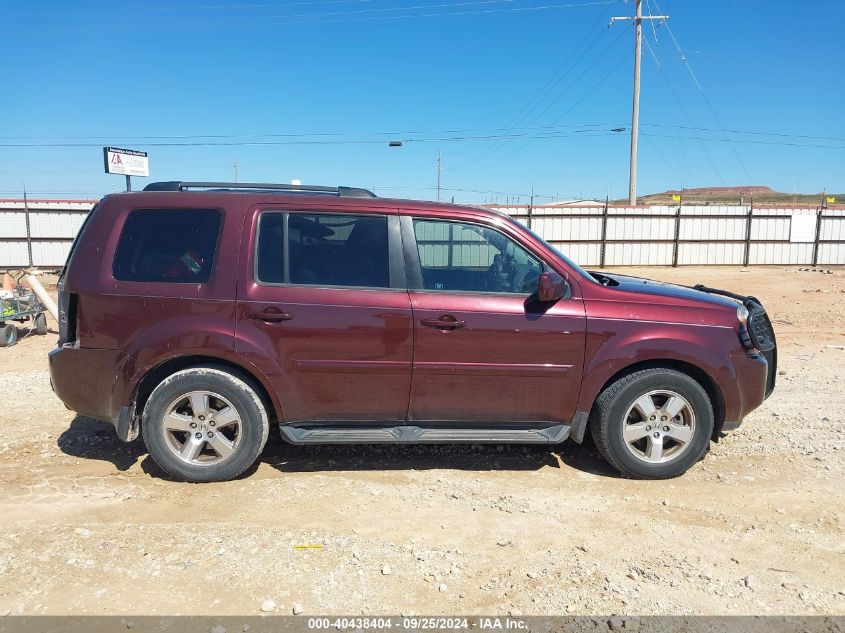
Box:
[49,182,776,482]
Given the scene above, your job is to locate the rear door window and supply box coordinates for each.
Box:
[113,209,222,283]
[256,212,389,288]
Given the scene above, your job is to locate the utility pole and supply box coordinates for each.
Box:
[611,1,668,205]
[234,160,239,183]
[436,150,442,202]
[528,187,535,229]
[23,184,33,268]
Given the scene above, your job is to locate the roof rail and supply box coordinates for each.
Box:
[142,181,377,198]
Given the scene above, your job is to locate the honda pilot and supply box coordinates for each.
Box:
[49,181,776,482]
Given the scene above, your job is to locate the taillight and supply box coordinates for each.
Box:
[57,276,77,345]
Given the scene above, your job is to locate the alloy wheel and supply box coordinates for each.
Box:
[621,389,696,464]
[161,390,242,467]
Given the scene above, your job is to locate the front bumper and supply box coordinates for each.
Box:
[691,284,777,428]
[722,351,770,431]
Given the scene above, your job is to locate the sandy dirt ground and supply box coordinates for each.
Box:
[0,266,843,617]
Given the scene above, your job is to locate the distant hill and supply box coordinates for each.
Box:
[615,186,840,206]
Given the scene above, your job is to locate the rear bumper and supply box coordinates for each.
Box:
[48,344,128,424]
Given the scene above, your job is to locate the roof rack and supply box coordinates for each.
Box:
[142,181,377,198]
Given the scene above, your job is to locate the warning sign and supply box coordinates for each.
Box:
[103,147,149,177]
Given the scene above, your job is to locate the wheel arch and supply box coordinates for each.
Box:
[584,359,726,439]
[132,355,281,426]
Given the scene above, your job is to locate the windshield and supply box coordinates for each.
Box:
[508,216,597,283]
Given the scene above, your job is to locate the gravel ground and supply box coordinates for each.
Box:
[0,266,843,617]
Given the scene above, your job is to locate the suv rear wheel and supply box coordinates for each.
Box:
[141,366,270,482]
[590,368,713,479]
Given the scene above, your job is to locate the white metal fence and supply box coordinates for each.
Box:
[498,203,845,267]
[0,200,93,268]
[1,199,843,269]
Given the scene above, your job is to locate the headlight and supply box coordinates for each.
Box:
[737,304,749,324]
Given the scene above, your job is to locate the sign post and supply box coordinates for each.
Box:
[103,147,149,191]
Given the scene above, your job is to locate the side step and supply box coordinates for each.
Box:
[279,423,570,445]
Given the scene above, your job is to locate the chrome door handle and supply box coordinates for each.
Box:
[248,310,294,323]
[420,317,466,330]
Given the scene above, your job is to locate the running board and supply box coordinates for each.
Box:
[279,423,570,445]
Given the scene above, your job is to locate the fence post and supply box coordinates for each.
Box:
[599,196,609,268]
[672,199,681,267]
[743,198,753,267]
[812,206,823,266]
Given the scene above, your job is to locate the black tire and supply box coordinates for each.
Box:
[589,367,713,479]
[0,324,18,347]
[34,313,48,335]
[141,365,270,482]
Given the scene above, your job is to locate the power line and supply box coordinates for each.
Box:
[641,132,845,150]
[408,12,606,169]
[641,132,684,185]
[468,25,631,170]
[488,47,631,166]
[548,48,630,126]
[520,23,627,128]
[219,0,620,26]
[2,127,840,150]
[2,120,842,149]
[24,1,624,32]
[638,34,690,185]
[641,31,726,185]
[650,0,754,183]
[448,28,612,169]
[156,0,407,11]
[502,4,614,128]
[3,121,840,143]
[456,23,628,171]
[0,124,613,142]
[0,129,623,149]
[641,123,845,144]
[223,0,521,22]
[644,0,661,45]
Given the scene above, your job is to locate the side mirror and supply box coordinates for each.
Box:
[537,271,567,302]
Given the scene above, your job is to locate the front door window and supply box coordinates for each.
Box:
[412,219,543,295]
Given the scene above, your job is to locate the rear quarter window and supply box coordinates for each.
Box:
[112,209,222,283]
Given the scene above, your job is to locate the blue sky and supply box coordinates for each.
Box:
[1,0,842,203]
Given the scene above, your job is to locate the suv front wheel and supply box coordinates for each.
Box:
[141,366,270,482]
[590,368,713,479]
